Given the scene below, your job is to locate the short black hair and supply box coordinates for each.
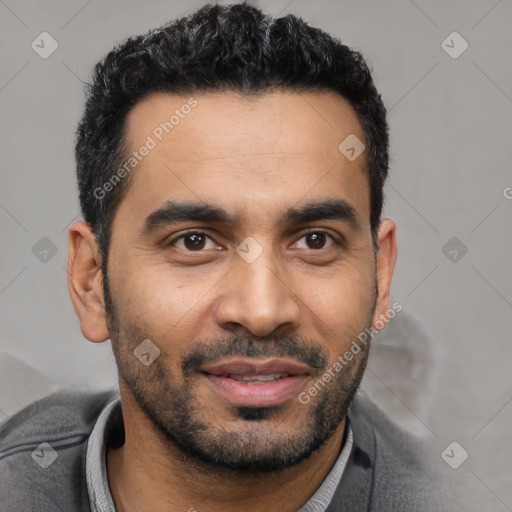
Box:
[75,2,389,264]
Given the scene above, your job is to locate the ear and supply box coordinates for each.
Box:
[371,218,397,330]
[67,221,110,343]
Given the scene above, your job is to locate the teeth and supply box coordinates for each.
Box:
[226,373,288,382]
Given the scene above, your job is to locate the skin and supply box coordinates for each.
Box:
[67,90,396,512]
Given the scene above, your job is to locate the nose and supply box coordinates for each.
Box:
[214,252,301,338]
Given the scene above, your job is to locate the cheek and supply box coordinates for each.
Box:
[110,260,213,345]
[297,266,375,352]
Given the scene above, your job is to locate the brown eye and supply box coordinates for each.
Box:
[294,231,336,250]
[171,232,218,251]
[183,233,206,250]
[306,232,327,249]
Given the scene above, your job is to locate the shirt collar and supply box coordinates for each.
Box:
[86,398,353,512]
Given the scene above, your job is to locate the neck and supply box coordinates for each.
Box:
[107,389,347,512]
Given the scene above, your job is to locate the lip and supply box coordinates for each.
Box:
[199,357,311,377]
[199,357,310,407]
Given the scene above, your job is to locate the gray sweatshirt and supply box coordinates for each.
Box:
[0,389,449,511]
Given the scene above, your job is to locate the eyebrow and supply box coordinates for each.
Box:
[280,199,359,228]
[140,198,360,236]
[141,201,232,235]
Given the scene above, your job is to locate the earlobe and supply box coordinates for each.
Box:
[371,218,397,331]
[67,221,110,343]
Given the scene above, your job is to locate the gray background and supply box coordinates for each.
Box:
[1,0,511,509]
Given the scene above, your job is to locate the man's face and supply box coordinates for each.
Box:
[103,90,384,472]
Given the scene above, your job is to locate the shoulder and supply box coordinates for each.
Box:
[329,393,447,512]
[0,388,119,512]
[349,393,426,467]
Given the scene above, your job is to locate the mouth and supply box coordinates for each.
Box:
[199,357,310,407]
[207,372,293,383]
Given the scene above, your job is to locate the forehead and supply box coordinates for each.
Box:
[124,89,364,161]
[115,90,369,230]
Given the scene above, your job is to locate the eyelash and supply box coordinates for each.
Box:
[167,230,341,251]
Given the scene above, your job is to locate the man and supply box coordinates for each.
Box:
[0,3,446,511]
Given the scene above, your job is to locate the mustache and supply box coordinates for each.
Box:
[181,334,328,377]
